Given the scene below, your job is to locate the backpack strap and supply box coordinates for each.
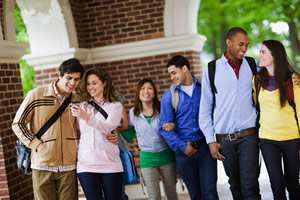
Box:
[245,56,257,75]
[245,56,258,110]
[208,60,217,119]
[285,78,299,133]
[170,84,179,113]
[254,74,262,129]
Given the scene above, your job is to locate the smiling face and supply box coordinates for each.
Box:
[86,74,105,101]
[139,82,155,103]
[167,65,188,86]
[57,72,81,95]
[259,44,274,67]
[226,32,249,61]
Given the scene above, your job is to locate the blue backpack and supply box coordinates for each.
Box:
[119,147,138,184]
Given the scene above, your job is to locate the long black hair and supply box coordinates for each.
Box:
[133,79,160,117]
[257,40,296,107]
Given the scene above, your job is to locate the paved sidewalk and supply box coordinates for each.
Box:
[126,160,273,200]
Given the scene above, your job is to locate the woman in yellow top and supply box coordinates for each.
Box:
[253,40,300,200]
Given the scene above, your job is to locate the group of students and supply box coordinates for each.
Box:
[12,26,299,200]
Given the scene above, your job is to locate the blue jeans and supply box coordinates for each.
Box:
[77,172,123,200]
[219,134,261,200]
[175,144,218,200]
[260,138,300,200]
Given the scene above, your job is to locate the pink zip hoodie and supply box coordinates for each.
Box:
[76,101,123,173]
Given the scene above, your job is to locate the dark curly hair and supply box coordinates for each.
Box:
[79,67,118,103]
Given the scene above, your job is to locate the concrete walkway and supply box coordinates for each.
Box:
[126,160,274,200]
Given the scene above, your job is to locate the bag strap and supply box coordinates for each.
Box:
[36,93,72,139]
[245,56,257,75]
[208,60,217,119]
[88,101,108,119]
[254,74,261,129]
[285,78,299,133]
[170,84,179,114]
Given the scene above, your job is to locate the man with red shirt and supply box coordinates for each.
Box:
[199,27,261,200]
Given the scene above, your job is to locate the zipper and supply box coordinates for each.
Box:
[60,116,63,164]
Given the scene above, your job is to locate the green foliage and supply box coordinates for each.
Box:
[14,3,36,97]
[198,0,300,63]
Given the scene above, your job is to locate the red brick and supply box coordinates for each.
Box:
[129,31,142,37]
[0,189,9,196]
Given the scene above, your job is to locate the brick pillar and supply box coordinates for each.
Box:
[0,63,33,200]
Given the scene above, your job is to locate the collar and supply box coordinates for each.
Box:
[224,52,242,67]
[42,82,57,97]
[173,73,201,91]
[53,81,66,101]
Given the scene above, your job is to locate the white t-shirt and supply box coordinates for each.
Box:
[180,83,194,97]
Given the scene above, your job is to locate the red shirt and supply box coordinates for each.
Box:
[224,53,242,79]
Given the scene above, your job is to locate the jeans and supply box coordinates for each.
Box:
[220,134,261,200]
[175,144,218,200]
[77,172,123,200]
[260,138,300,200]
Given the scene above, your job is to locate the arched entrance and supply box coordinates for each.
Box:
[1,0,205,198]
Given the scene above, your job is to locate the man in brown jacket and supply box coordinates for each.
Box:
[12,58,84,200]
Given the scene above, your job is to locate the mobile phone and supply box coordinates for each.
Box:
[70,103,80,108]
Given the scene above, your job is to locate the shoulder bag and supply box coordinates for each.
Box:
[16,93,72,174]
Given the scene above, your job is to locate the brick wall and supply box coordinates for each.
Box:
[35,68,59,86]
[92,51,201,108]
[0,63,33,200]
[70,0,164,48]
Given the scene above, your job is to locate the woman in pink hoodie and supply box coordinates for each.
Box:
[71,67,123,200]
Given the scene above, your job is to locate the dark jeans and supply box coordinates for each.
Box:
[77,172,123,200]
[260,138,300,200]
[175,144,218,200]
[121,173,128,200]
[220,134,261,200]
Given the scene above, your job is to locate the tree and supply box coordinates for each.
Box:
[14,3,36,97]
[264,0,300,66]
[198,0,300,67]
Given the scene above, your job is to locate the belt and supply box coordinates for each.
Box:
[191,137,206,149]
[216,127,257,142]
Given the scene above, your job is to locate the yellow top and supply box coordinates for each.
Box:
[252,77,300,141]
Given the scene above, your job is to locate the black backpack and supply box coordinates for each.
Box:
[208,56,257,118]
